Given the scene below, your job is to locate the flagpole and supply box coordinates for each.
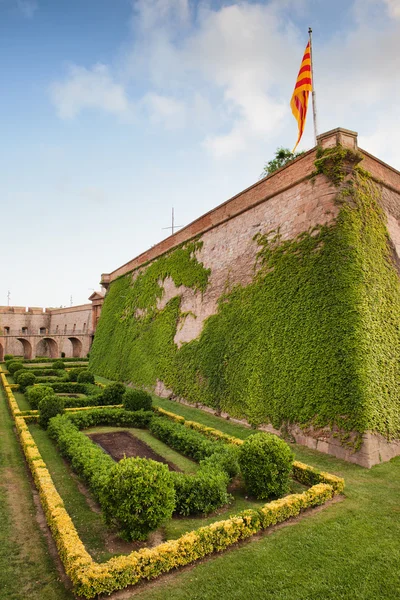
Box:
[308,27,318,145]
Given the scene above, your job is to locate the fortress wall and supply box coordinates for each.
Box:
[359,150,400,259]
[102,147,321,285]
[48,304,92,333]
[160,173,340,346]
[0,307,50,335]
[93,129,400,466]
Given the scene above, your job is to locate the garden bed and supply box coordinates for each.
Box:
[88,430,182,471]
[0,367,345,599]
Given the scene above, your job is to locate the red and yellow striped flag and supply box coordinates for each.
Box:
[290,41,312,151]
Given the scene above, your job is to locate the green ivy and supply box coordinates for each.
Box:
[90,241,210,386]
[90,153,400,441]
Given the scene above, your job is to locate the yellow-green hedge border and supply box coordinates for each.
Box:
[0,367,344,598]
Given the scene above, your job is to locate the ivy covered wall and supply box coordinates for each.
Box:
[90,151,400,440]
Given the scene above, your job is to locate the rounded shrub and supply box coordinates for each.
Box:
[100,457,175,541]
[68,368,81,382]
[26,385,56,409]
[38,395,65,429]
[4,354,13,361]
[52,360,65,370]
[16,371,36,392]
[13,368,28,383]
[238,433,294,500]
[77,369,95,384]
[8,361,25,376]
[99,382,126,405]
[123,388,152,412]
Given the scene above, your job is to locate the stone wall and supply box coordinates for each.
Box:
[94,128,400,467]
[0,302,97,359]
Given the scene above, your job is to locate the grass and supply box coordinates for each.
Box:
[28,424,120,563]
[128,401,400,600]
[0,386,73,600]
[3,378,400,599]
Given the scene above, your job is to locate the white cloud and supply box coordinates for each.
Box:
[141,93,187,129]
[49,63,130,119]
[48,0,400,166]
[16,0,37,18]
[383,0,400,18]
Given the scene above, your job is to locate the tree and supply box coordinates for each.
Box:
[260,147,304,179]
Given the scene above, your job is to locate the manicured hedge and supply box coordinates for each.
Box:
[25,368,65,377]
[22,357,89,364]
[100,457,175,541]
[37,382,97,394]
[239,433,294,500]
[48,415,114,497]
[149,416,224,462]
[77,370,95,384]
[39,395,65,428]
[26,385,55,409]
[0,370,344,600]
[67,408,153,429]
[16,371,37,392]
[123,388,152,412]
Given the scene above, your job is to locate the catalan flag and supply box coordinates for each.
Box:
[290,41,313,151]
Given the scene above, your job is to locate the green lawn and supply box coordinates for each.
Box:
[0,386,73,600]
[2,380,400,599]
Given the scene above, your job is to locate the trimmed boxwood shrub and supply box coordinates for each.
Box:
[199,445,240,479]
[77,370,95,384]
[67,407,153,429]
[26,385,55,409]
[16,371,36,392]
[68,368,85,382]
[4,354,13,361]
[8,361,25,376]
[149,416,223,462]
[123,388,152,412]
[38,395,65,429]
[98,382,126,405]
[13,369,27,383]
[171,468,230,516]
[26,368,61,377]
[52,360,65,370]
[48,415,114,497]
[99,457,175,541]
[38,382,90,394]
[238,433,294,500]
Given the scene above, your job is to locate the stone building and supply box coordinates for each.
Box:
[0,292,104,360]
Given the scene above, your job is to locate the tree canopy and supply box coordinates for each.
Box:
[260,147,304,179]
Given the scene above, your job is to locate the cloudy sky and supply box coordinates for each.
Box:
[1,0,399,307]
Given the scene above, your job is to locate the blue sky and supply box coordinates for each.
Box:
[1,0,400,307]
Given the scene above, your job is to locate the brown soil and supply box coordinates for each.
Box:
[88,431,181,472]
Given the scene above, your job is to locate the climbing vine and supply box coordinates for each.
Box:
[90,241,209,386]
[91,150,400,441]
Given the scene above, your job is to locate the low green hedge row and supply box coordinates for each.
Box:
[48,415,115,498]
[149,416,225,462]
[25,368,65,377]
[36,375,69,383]
[68,408,153,429]
[23,357,89,363]
[149,416,238,515]
[36,382,99,394]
